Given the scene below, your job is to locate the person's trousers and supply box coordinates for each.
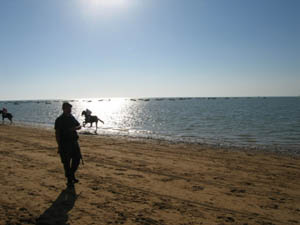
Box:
[59,141,81,180]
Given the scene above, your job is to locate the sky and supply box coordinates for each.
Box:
[0,0,299,100]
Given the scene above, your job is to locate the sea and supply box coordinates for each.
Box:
[1,97,299,155]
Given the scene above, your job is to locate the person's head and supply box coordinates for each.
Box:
[62,102,72,114]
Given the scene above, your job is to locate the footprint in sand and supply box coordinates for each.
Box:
[192,185,205,191]
[260,204,279,210]
[230,189,246,193]
[115,172,125,176]
[115,168,127,172]
[128,174,144,179]
[160,177,175,182]
[152,202,172,210]
[217,216,235,223]
[134,215,161,225]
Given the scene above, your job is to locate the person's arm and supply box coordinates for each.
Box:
[55,129,61,153]
[70,117,81,131]
[55,130,60,144]
[74,125,81,130]
[54,118,61,153]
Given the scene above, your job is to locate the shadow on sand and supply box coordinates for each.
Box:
[36,187,77,225]
[80,130,98,135]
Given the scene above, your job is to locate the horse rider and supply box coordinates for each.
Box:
[2,107,8,116]
[85,108,92,121]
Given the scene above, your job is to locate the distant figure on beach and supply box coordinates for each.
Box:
[55,102,82,188]
[0,107,13,124]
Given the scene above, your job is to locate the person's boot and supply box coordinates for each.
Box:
[71,174,79,183]
[67,176,74,188]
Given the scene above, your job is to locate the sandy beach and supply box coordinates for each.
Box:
[0,124,299,225]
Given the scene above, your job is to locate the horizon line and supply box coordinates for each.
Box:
[0,95,299,102]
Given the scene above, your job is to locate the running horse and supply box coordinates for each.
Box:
[0,110,13,124]
[81,110,104,131]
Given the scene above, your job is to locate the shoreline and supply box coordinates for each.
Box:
[2,96,299,156]
[10,121,300,157]
[0,123,300,224]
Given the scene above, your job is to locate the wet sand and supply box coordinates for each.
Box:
[0,124,299,225]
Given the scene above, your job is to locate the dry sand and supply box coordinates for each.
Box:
[0,124,299,225]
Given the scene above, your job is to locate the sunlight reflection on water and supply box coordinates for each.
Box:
[72,98,135,134]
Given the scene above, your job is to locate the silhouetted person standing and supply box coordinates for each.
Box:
[55,102,82,187]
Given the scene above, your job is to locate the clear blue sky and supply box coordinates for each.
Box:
[0,0,299,100]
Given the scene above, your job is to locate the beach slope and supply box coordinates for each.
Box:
[0,125,299,225]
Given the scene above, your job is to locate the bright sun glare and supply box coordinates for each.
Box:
[79,0,129,18]
[88,0,127,7]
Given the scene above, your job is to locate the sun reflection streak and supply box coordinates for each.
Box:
[73,98,136,133]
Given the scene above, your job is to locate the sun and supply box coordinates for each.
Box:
[78,0,131,21]
[88,0,127,8]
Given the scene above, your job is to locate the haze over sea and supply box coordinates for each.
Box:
[1,97,299,155]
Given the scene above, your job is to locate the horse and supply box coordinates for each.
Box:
[81,110,104,131]
[0,110,13,124]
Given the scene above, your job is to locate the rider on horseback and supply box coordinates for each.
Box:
[81,109,104,131]
[1,107,13,124]
[85,109,92,121]
[2,107,7,116]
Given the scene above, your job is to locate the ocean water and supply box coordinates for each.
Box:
[1,97,299,154]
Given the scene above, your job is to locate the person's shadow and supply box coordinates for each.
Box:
[36,187,78,225]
